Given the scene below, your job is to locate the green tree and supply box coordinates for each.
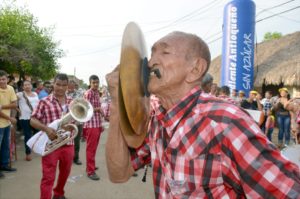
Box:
[263,31,282,41]
[0,3,63,80]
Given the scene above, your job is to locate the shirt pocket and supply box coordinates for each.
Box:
[168,153,223,196]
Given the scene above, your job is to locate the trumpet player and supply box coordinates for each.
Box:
[30,74,74,199]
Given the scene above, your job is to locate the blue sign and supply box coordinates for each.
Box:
[221,0,256,95]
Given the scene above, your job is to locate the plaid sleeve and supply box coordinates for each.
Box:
[130,134,151,170]
[31,100,45,121]
[223,112,300,198]
[84,90,92,101]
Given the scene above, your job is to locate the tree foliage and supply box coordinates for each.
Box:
[0,3,63,80]
[263,32,282,42]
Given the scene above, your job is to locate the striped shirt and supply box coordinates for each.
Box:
[131,86,300,198]
[31,94,74,145]
[83,89,102,128]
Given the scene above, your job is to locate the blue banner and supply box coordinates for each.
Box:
[221,0,256,95]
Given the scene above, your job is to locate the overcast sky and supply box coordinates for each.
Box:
[11,0,300,84]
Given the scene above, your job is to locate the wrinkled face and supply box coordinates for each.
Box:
[53,79,68,97]
[23,81,32,92]
[90,79,99,91]
[0,75,7,89]
[147,35,192,95]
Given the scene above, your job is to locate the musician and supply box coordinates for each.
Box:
[106,31,300,198]
[83,75,105,181]
[66,80,83,165]
[30,73,74,199]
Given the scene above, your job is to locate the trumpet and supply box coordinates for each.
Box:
[44,98,94,156]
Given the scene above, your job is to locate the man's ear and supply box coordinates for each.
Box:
[186,58,208,83]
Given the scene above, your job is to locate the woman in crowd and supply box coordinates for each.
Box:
[273,87,291,146]
[17,80,39,161]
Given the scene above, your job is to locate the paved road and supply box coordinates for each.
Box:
[0,124,154,199]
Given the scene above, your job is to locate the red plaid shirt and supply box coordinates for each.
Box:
[131,86,300,198]
[31,94,74,145]
[83,89,102,128]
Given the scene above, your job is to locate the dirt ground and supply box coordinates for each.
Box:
[0,123,154,199]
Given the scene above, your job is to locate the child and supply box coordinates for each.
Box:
[265,109,275,142]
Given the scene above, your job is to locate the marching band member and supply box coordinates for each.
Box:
[30,74,74,199]
[83,75,105,181]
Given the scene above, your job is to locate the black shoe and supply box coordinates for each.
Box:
[95,166,98,170]
[132,172,138,177]
[0,166,17,172]
[87,173,100,181]
[0,171,4,178]
[73,159,82,165]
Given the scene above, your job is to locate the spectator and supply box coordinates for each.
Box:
[261,91,273,132]
[16,80,39,161]
[218,86,237,105]
[200,73,213,94]
[274,87,291,146]
[210,83,218,96]
[66,80,83,165]
[241,90,263,111]
[238,90,246,105]
[34,80,43,94]
[38,81,52,99]
[0,70,17,179]
[265,108,275,142]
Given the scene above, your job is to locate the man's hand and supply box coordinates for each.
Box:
[10,117,17,125]
[62,124,77,132]
[45,127,57,141]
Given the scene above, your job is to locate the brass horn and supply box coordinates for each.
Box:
[43,98,93,156]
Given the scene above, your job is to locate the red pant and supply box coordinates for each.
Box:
[40,145,74,199]
[84,127,102,175]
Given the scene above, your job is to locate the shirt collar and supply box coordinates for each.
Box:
[156,86,202,136]
[49,94,69,103]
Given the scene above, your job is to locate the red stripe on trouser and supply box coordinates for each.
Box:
[85,127,102,175]
[40,145,74,199]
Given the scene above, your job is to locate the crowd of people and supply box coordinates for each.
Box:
[0,70,110,199]
[200,72,299,147]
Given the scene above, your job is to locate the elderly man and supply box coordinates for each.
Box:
[106,32,300,198]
